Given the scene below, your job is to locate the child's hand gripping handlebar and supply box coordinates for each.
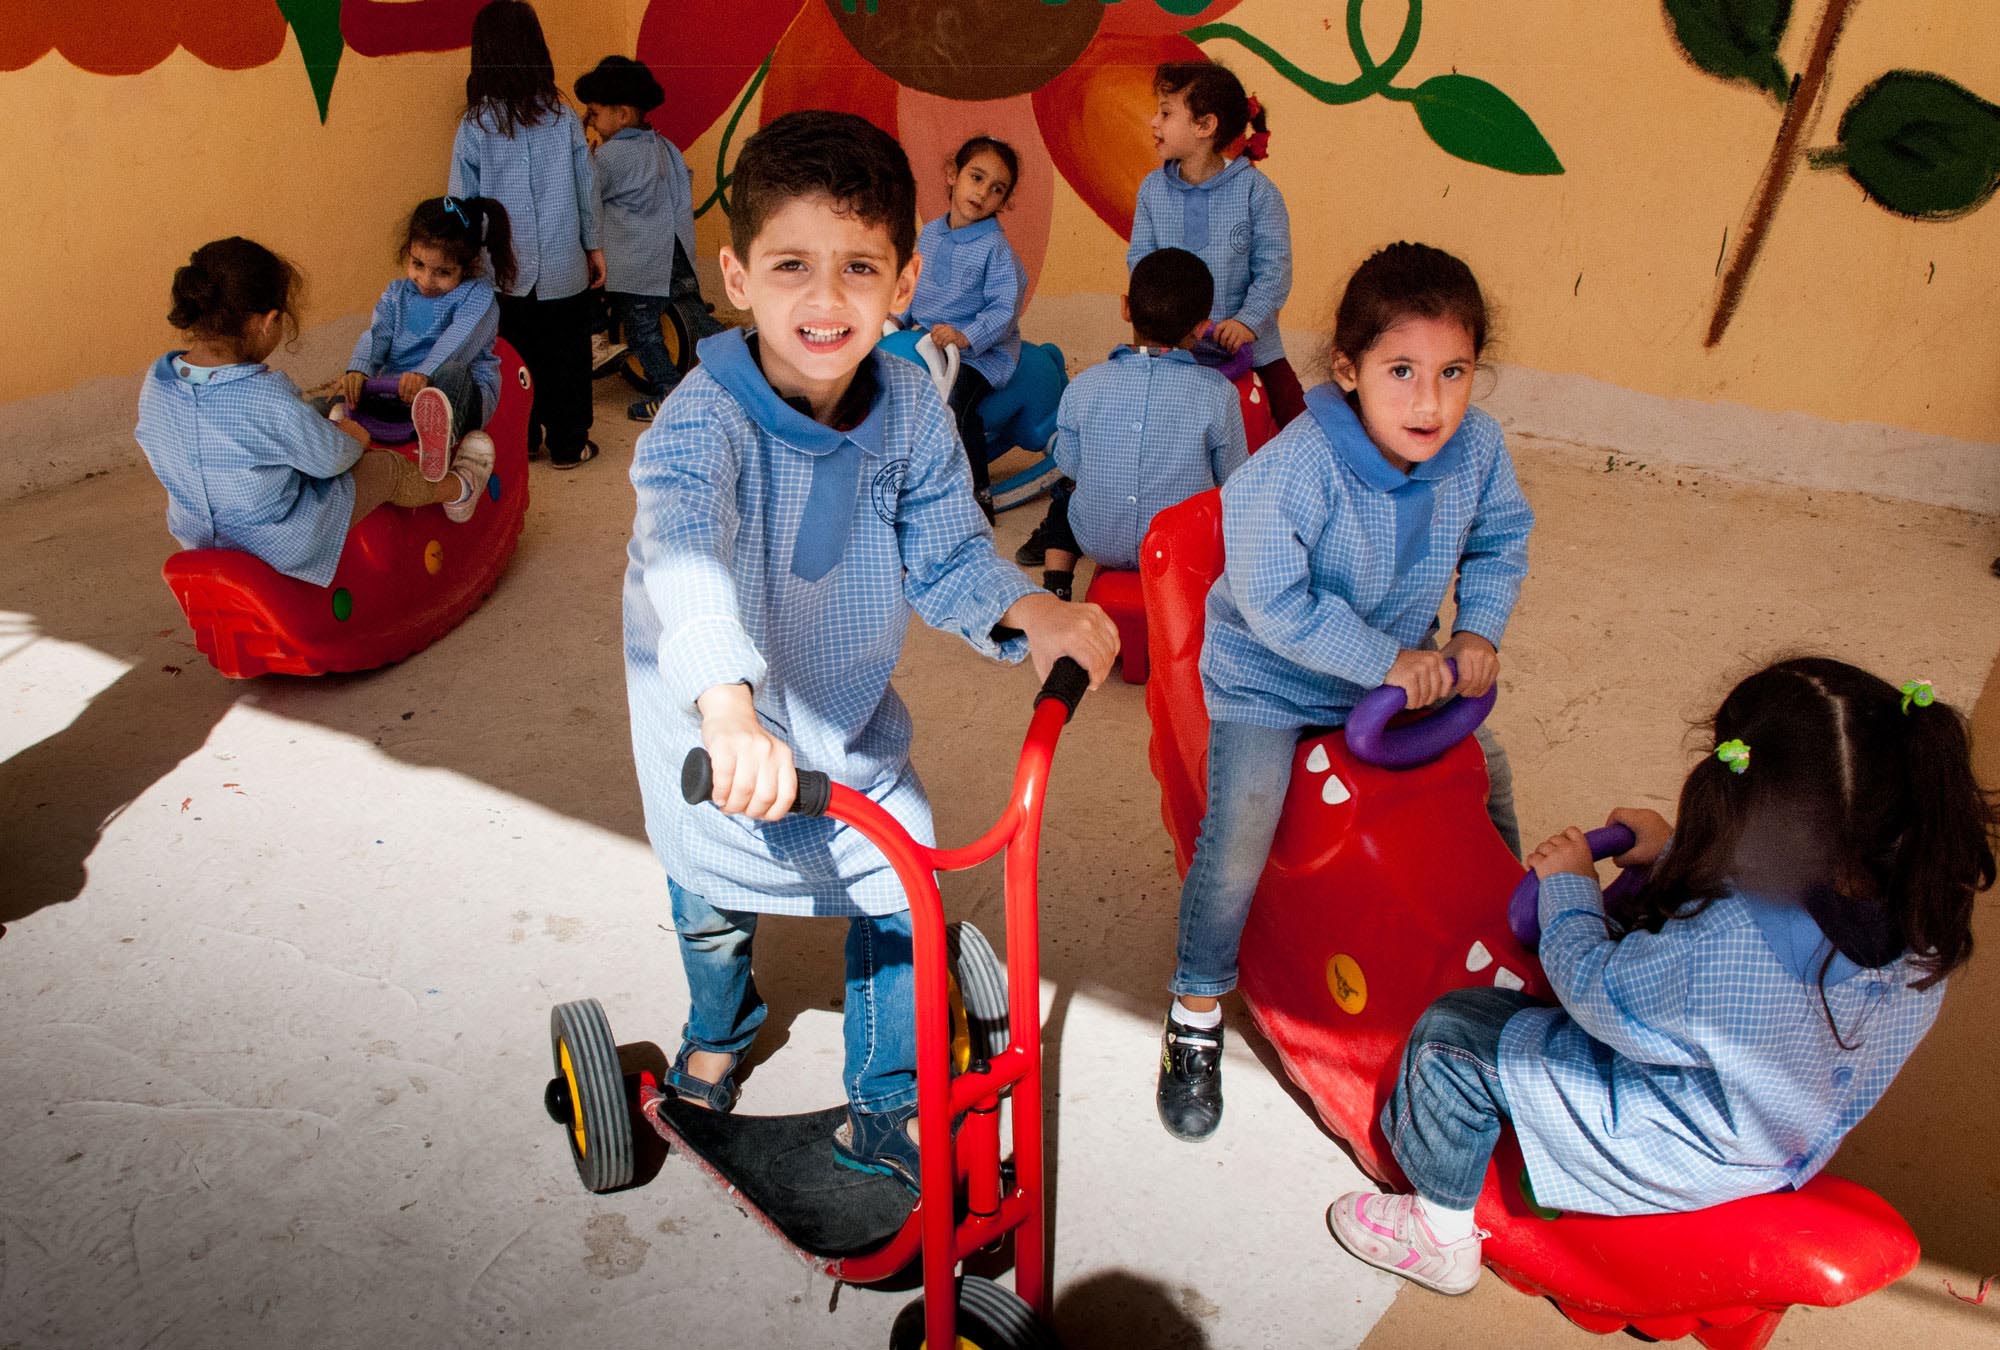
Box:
[1345,658,1496,769]
[1505,824,1639,948]
[679,658,1092,818]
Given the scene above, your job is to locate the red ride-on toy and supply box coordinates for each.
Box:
[1138,489,1919,1349]
[160,342,531,678]
[543,661,1094,1349]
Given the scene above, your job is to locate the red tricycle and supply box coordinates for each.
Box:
[543,660,1094,1349]
[1139,488,1920,1349]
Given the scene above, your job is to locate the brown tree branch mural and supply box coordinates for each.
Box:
[1670,0,2000,345]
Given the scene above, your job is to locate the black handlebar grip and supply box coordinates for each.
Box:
[1034,656,1090,721]
[679,748,833,817]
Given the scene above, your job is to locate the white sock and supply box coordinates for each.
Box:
[449,471,473,504]
[1171,998,1222,1030]
[1416,1196,1477,1244]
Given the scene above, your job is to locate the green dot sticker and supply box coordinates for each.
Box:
[331,588,353,622]
[1520,1166,1561,1220]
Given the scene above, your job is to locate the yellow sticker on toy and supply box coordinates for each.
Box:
[1327,953,1367,1015]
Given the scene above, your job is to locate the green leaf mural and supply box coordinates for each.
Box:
[1822,70,2000,218]
[277,0,344,123]
[1663,0,1793,101]
[1397,74,1564,176]
[1189,0,1563,176]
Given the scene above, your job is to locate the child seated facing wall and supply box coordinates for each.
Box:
[621,111,1118,1188]
[1036,247,1248,601]
[136,238,494,588]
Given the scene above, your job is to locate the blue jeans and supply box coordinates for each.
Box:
[1172,720,1299,997]
[668,879,918,1115]
[608,292,681,396]
[1381,987,1533,1210]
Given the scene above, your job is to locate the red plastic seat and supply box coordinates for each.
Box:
[1138,489,1919,1350]
[161,341,533,678]
[1084,567,1147,684]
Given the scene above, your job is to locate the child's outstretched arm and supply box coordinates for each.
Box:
[1449,431,1533,662]
[344,288,400,400]
[897,390,1116,683]
[1124,177,1164,272]
[1529,826,1706,1068]
[570,113,605,288]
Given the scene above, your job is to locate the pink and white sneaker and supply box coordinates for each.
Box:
[1326,1191,1486,1295]
[410,385,455,482]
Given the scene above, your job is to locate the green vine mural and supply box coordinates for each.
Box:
[1667,0,2000,344]
[1189,0,1563,176]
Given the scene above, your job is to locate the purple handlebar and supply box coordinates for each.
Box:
[1505,823,1640,948]
[1344,659,1495,769]
[362,375,403,399]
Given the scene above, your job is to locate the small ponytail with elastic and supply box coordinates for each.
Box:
[1893,689,1995,983]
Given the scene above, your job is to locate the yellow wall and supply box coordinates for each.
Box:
[2,2,1996,445]
[0,5,623,406]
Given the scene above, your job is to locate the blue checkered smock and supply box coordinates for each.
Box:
[135,354,362,586]
[1200,384,1532,729]
[1128,157,1291,367]
[1500,872,1946,1215]
[348,276,501,424]
[1053,346,1247,570]
[622,328,1040,917]
[449,104,598,300]
[903,215,1023,388]
[593,126,694,298]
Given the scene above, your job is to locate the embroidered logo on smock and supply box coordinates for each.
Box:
[871,458,908,524]
[1230,220,1253,254]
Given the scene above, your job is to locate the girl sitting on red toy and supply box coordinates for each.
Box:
[136,238,496,589]
[1330,658,1993,1295]
[333,195,515,493]
[1156,242,1533,1144]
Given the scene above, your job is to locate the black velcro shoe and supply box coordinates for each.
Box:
[1156,1012,1224,1142]
[1013,510,1055,566]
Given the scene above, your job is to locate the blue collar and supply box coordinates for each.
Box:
[1164,155,1251,193]
[940,214,1000,243]
[1109,343,1199,366]
[693,328,886,459]
[1745,897,1866,987]
[1303,383,1470,492]
[693,328,889,583]
[153,352,268,389]
[606,126,653,143]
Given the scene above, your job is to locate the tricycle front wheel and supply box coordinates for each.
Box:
[889,1275,1062,1349]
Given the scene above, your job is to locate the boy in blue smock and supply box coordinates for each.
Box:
[1035,247,1247,601]
[621,111,1119,1190]
[575,55,723,424]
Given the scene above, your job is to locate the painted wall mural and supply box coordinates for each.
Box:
[1668,0,2000,344]
[0,0,486,121]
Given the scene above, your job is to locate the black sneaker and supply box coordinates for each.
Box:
[1156,1011,1224,1141]
[1013,510,1056,566]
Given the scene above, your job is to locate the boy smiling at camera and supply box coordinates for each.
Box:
[620,111,1117,1188]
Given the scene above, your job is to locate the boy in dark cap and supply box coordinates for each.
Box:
[576,55,719,421]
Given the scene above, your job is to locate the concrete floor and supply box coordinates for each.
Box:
[3,378,1998,1349]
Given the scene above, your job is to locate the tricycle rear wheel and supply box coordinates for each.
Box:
[888,1275,1062,1349]
[548,998,635,1193]
[947,921,1009,1069]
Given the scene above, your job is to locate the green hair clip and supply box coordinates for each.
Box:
[1715,738,1751,774]
[1900,679,1935,714]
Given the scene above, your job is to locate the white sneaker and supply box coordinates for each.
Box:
[410,386,454,482]
[444,431,495,524]
[1326,1191,1487,1295]
[590,332,628,375]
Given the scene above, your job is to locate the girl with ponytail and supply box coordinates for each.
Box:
[1328,655,1993,1295]
[338,194,516,483]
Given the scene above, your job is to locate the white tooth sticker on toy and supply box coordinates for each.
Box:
[1321,774,1351,805]
[1305,744,1330,774]
[1465,940,1493,972]
[1493,966,1526,991]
